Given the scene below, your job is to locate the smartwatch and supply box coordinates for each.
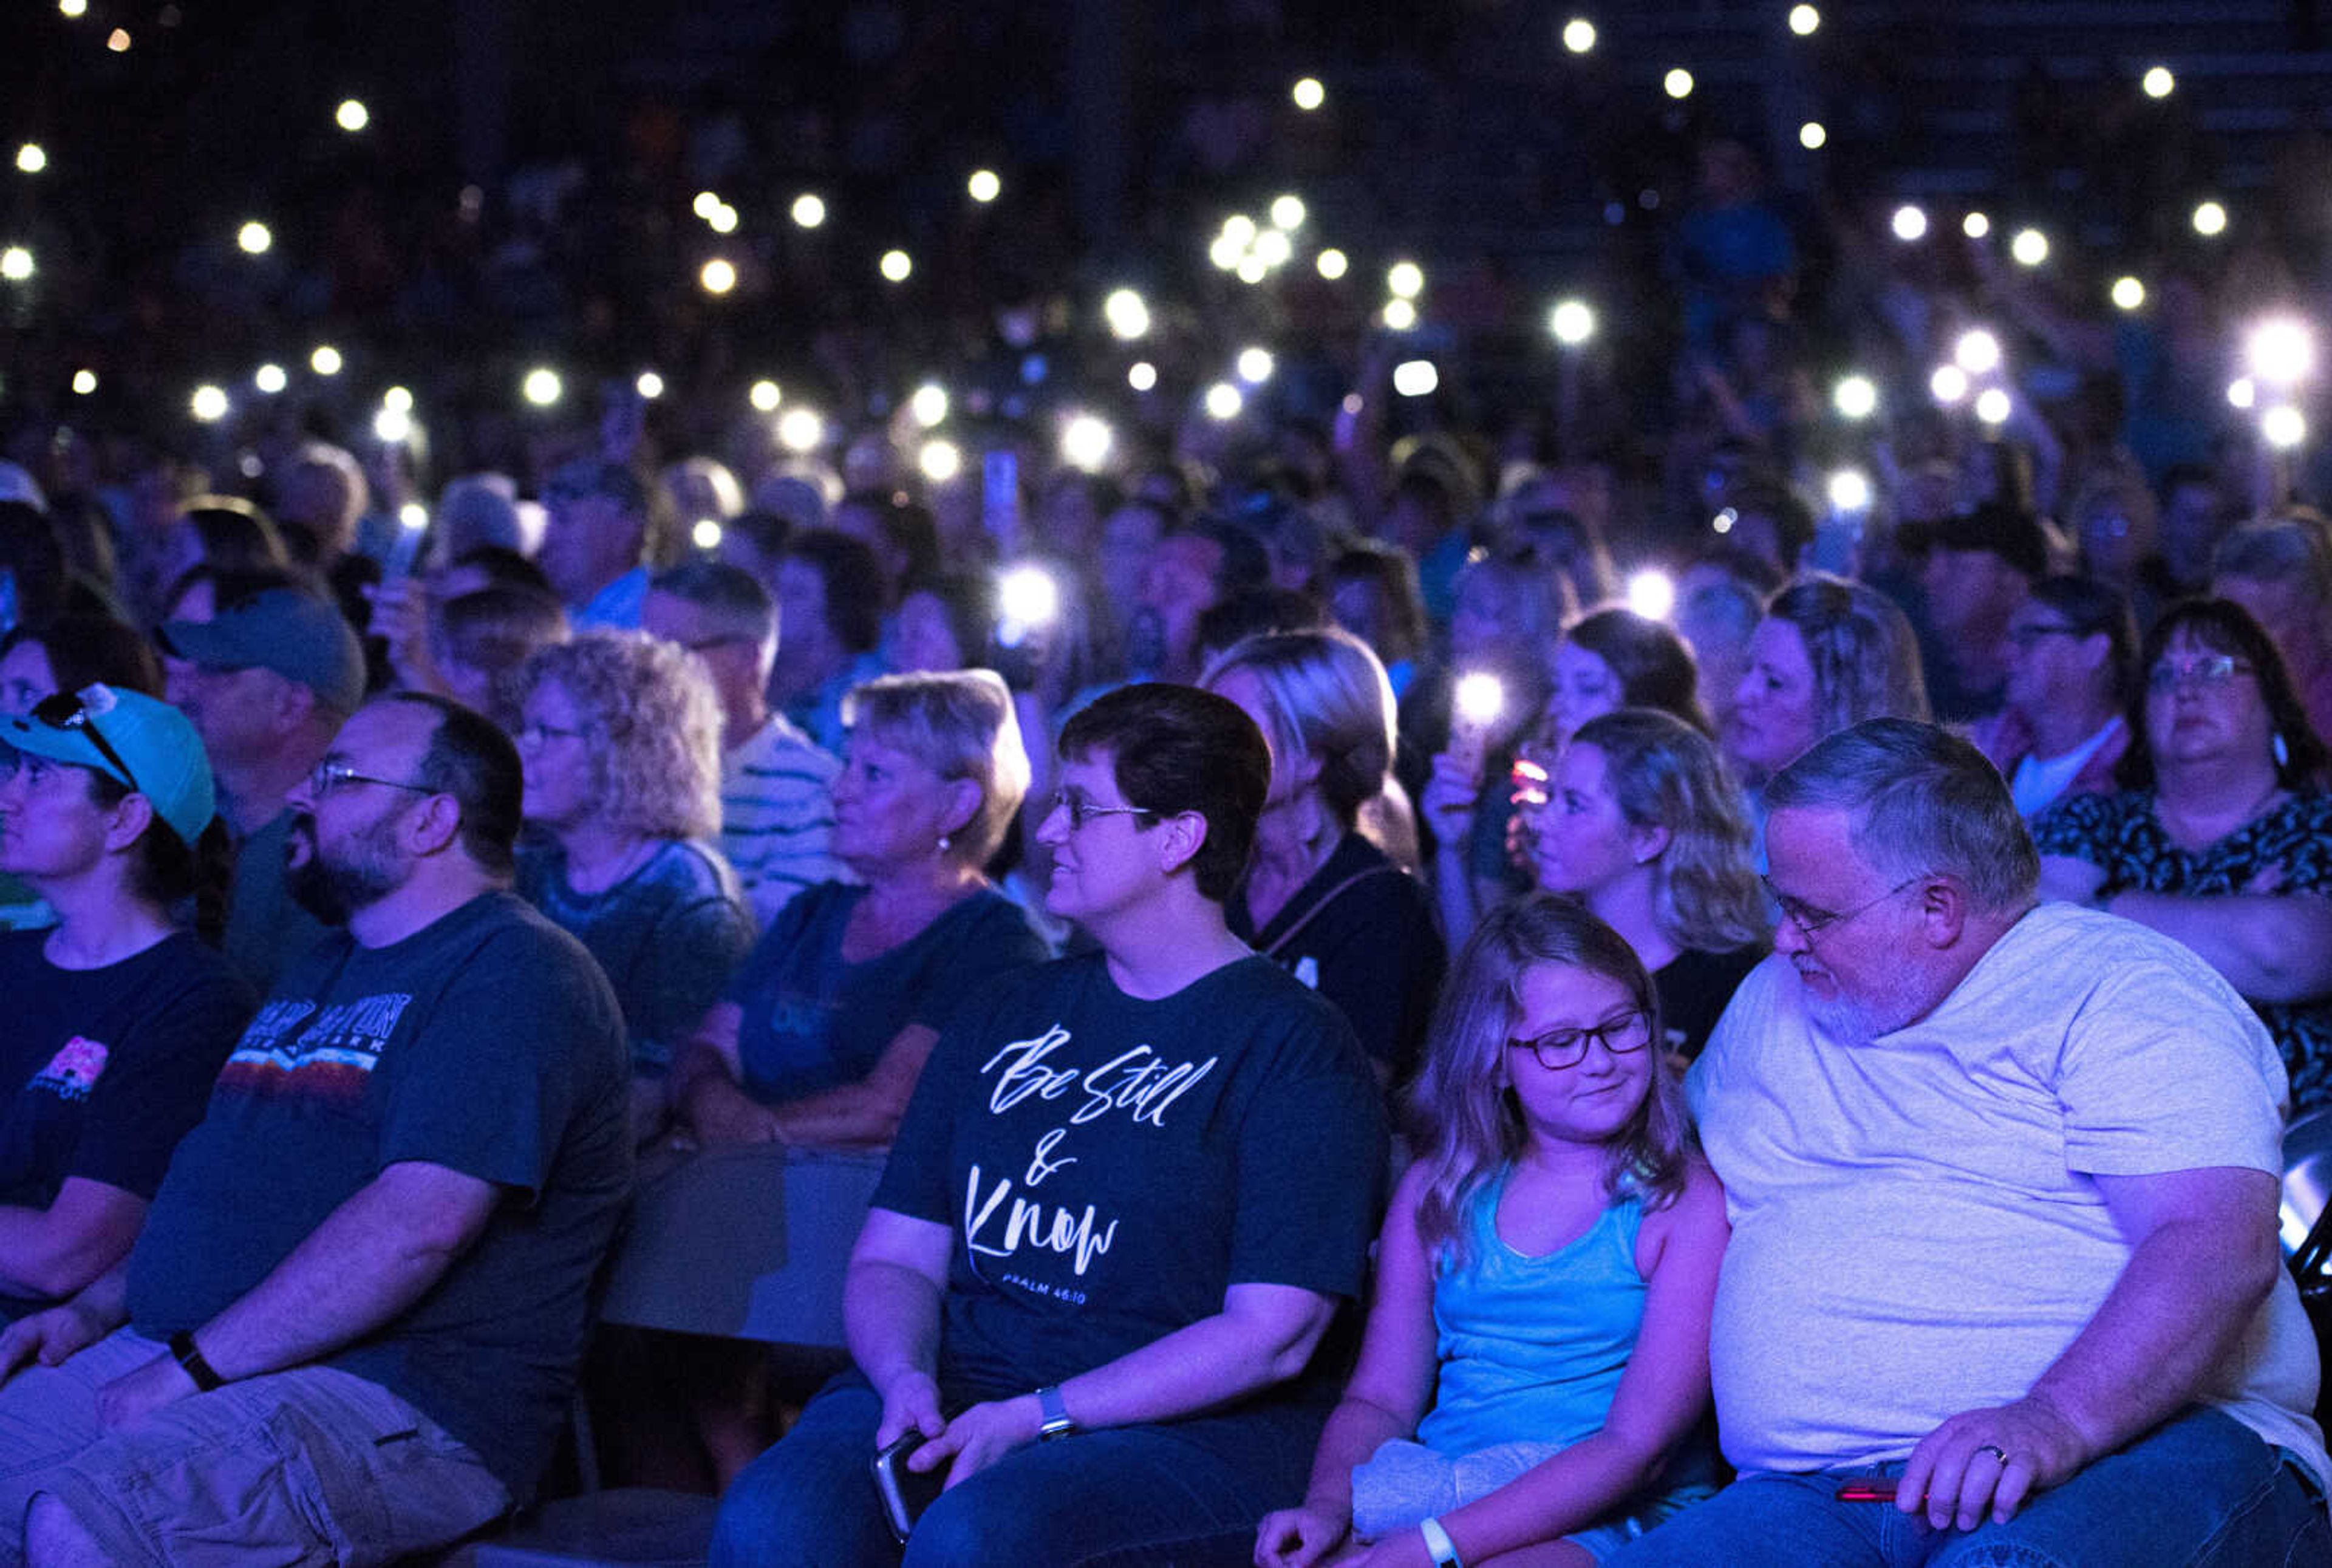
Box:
[1034,1383,1077,1441]
[168,1329,225,1393]
[1419,1516,1465,1568]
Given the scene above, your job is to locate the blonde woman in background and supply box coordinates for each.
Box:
[1529,708,1769,1062]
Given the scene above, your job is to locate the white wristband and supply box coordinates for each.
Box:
[1419,1515,1465,1568]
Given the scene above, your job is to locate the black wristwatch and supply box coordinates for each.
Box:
[168,1329,225,1392]
[1035,1383,1077,1441]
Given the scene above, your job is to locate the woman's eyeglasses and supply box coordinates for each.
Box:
[1050,791,1157,831]
[2146,654,2252,695]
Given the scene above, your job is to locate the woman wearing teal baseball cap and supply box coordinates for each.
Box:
[0,684,254,1319]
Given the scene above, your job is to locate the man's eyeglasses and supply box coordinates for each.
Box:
[307,761,435,799]
[1050,791,1157,831]
[1762,874,1924,939]
[29,692,140,794]
[2146,654,2252,695]
[1508,1011,1651,1071]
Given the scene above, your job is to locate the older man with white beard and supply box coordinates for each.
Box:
[1609,719,2327,1567]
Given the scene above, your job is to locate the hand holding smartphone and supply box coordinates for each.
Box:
[872,1431,949,1542]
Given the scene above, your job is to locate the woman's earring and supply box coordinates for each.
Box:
[2274,732,2291,769]
[937,833,953,854]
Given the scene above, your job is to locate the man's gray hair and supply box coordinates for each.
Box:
[1765,718,2039,913]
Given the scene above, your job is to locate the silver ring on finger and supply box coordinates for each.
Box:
[1974,1444,2010,1467]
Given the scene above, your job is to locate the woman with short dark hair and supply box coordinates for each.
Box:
[711,681,1388,1566]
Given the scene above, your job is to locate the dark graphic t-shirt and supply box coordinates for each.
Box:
[877,953,1386,1448]
[124,892,632,1499]
[0,932,251,1316]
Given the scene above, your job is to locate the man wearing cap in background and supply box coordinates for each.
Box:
[539,458,667,632]
[1914,500,2056,724]
[159,585,368,993]
[0,686,252,1326]
[0,690,630,1565]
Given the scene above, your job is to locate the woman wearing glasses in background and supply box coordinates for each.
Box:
[512,631,757,1145]
[0,687,252,1321]
[2034,599,2332,1114]
[711,682,1387,1566]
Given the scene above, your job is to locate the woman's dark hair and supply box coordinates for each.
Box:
[787,529,888,654]
[386,692,526,876]
[180,498,288,573]
[0,615,162,698]
[0,502,69,634]
[449,545,554,598]
[160,564,310,624]
[1326,540,1429,668]
[841,489,942,587]
[1195,588,1329,666]
[1057,682,1270,904]
[1566,608,1711,735]
[84,770,233,944]
[2116,598,2330,791]
[899,571,996,670]
[2025,574,2138,706]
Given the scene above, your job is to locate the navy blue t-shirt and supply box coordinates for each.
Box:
[125,892,632,1499]
[727,881,1048,1103]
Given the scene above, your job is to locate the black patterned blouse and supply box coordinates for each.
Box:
[2031,788,2332,1116]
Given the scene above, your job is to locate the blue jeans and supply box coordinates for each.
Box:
[1603,1408,2330,1567]
[710,1372,1318,1568]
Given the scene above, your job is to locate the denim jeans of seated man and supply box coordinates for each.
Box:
[709,1371,1318,1568]
[1598,1407,2328,1568]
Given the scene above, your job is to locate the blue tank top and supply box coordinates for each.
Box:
[1416,1166,1655,1458]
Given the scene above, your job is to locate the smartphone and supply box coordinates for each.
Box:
[1834,1472,1899,1502]
[871,1433,947,1542]
[382,516,431,584]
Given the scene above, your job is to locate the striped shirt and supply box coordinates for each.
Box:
[722,715,848,930]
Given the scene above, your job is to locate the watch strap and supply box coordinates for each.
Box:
[1035,1383,1076,1440]
[168,1329,224,1393]
[1419,1515,1465,1568]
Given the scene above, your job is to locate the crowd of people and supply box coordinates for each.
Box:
[2,23,2332,1563]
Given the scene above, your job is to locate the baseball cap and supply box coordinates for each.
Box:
[1924,502,2051,581]
[157,587,366,712]
[1,684,216,846]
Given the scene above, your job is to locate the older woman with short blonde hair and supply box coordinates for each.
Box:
[514,631,757,1140]
[670,667,1048,1150]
